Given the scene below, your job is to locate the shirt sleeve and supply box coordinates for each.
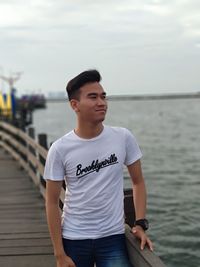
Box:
[124,128,142,166]
[43,143,65,181]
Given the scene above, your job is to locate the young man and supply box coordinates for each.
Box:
[44,70,153,267]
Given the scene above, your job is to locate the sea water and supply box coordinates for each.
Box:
[32,98,200,267]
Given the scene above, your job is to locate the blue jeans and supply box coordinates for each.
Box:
[62,234,133,267]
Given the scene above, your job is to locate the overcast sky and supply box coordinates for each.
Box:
[0,0,200,96]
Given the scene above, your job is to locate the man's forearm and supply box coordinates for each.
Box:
[46,202,65,257]
[133,179,147,220]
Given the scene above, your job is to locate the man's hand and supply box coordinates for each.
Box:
[56,254,76,267]
[131,226,153,251]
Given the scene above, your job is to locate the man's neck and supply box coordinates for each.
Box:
[74,123,104,139]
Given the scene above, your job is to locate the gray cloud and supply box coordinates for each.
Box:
[0,0,200,95]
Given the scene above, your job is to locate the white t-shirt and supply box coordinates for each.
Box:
[44,125,142,239]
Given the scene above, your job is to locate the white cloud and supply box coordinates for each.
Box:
[0,0,200,95]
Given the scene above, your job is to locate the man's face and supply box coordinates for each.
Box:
[72,82,108,124]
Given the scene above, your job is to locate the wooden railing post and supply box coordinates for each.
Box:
[28,127,35,139]
[124,189,135,227]
[27,127,39,186]
[27,127,35,163]
[17,127,28,167]
[38,134,48,195]
[38,134,48,150]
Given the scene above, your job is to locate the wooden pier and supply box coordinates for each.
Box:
[0,121,166,267]
[0,148,55,267]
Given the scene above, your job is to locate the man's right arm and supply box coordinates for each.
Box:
[46,180,76,267]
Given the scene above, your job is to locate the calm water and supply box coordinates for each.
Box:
[33,98,200,267]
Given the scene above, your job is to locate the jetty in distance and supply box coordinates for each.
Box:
[46,91,200,102]
[107,91,200,101]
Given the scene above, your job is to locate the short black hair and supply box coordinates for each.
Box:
[66,69,102,100]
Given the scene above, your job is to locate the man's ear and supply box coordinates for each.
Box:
[70,99,80,112]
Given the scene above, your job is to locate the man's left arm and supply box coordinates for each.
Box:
[127,159,153,251]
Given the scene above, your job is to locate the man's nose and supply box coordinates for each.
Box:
[97,97,106,105]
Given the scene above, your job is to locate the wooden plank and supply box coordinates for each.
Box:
[18,157,29,171]
[36,143,48,159]
[39,184,46,199]
[0,141,20,161]
[0,224,49,235]
[38,161,45,177]
[0,255,56,267]
[0,238,52,247]
[21,132,37,149]
[125,224,166,267]
[0,147,54,266]
[0,246,53,256]
[17,142,27,156]
[0,212,46,222]
[6,135,19,149]
[0,131,27,159]
[0,121,18,135]
[28,167,40,186]
[27,151,38,168]
[0,231,51,240]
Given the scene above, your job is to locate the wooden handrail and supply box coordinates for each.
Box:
[0,121,66,207]
[0,121,48,198]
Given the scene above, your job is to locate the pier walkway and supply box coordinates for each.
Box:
[0,148,55,267]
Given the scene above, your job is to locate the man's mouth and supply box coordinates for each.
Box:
[95,109,106,112]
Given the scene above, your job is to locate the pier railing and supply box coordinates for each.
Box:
[0,121,166,267]
[0,121,66,205]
